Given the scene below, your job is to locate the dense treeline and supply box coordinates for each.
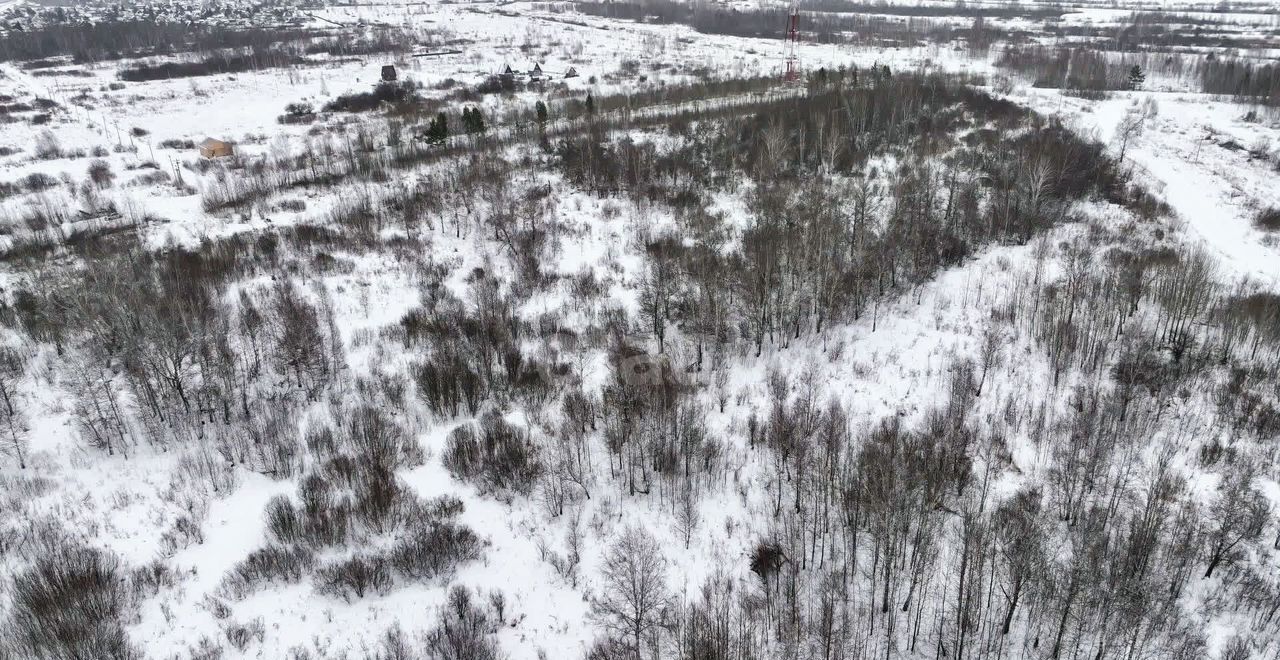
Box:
[0,20,414,75]
[197,73,788,213]
[118,47,304,82]
[577,221,1280,660]
[3,242,342,455]
[994,46,1166,96]
[545,76,1280,657]
[997,46,1280,106]
[794,0,1067,20]
[115,29,417,82]
[1052,14,1280,52]
[569,0,1004,47]
[569,0,1275,51]
[0,23,316,63]
[555,72,1132,361]
[1199,58,1280,107]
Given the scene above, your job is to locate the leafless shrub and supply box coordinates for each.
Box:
[442,412,542,496]
[295,473,353,547]
[129,169,171,187]
[186,636,226,660]
[315,554,393,602]
[176,445,239,495]
[157,510,206,556]
[1254,207,1280,233]
[33,129,61,159]
[413,344,486,418]
[388,504,483,580]
[220,545,315,600]
[22,172,58,193]
[276,198,307,213]
[423,586,504,660]
[264,494,304,545]
[223,617,265,652]
[537,512,583,587]
[87,159,115,188]
[2,544,139,659]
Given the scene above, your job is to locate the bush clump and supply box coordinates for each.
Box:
[423,586,504,660]
[288,473,353,547]
[223,617,265,652]
[278,101,316,125]
[390,496,483,580]
[315,554,393,602]
[1255,206,1280,232]
[442,412,542,495]
[3,545,138,659]
[220,544,316,600]
[324,81,419,113]
[23,172,58,192]
[413,345,486,417]
[236,411,485,603]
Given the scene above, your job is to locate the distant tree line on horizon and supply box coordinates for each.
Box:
[0,20,416,70]
[997,45,1280,106]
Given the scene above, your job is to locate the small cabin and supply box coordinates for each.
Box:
[499,63,516,86]
[565,66,579,79]
[199,138,234,159]
[381,64,397,82]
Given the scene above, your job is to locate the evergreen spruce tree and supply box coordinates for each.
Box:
[1127,65,1146,91]
[460,107,486,135]
[425,112,448,145]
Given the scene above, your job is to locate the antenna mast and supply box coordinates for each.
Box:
[783,6,801,83]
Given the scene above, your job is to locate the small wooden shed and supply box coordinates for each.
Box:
[381,64,398,82]
[199,138,234,159]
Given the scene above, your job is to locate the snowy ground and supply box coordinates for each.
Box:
[1,1,1279,658]
[1009,89,1280,286]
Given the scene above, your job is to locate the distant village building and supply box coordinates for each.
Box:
[199,138,234,159]
[499,63,516,87]
[565,66,579,79]
[530,63,544,79]
[381,64,398,82]
[77,206,121,222]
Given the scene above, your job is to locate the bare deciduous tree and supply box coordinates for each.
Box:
[1203,467,1268,578]
[0,347,28,468]
[593,525,669,659]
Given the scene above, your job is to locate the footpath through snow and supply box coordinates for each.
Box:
[1026,89,1280,287]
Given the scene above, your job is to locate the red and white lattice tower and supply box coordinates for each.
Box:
[783,6,801,83]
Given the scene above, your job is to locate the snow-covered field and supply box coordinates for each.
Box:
[1,1,1279,659]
